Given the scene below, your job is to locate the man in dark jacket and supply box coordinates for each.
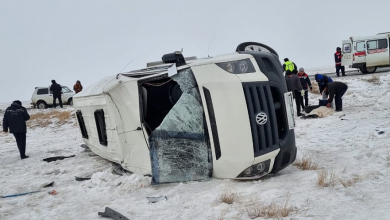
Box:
[3,100,31,159]
[282,58,298,74]
[324,82,348,111]
[335,47,345,77]
[286,70,304,116]
[298,67,312,108]
[50,80,63,108]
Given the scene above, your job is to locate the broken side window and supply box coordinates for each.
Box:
[148,68,212,184]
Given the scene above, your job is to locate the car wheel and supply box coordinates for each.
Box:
[68,98,73,106]
[236,42,279,58]
[37,101,47,109]
[360,66,377,74]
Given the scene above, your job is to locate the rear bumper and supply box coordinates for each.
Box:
[352,63,365,68]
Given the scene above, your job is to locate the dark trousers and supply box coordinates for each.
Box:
[53,96,63,108]
[300,90,309,108]
[336,65,345,76]
[294,90,302,115]
[13,133,27,158]
[335,85,348,111]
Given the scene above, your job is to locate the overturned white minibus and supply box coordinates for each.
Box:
[73,42,297,184]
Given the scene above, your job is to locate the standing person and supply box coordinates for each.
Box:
[2,100,31,159]
[298,67,312,108]
[283,58,298,74]
[324,82,348,111]
[73,80,83,94]
[50,80,63,108]
[286,70,304,116]
[335,47,346,77]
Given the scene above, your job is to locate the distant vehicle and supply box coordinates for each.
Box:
[341,32,390,73]
[73,42,297,184]
[31,86,75,109]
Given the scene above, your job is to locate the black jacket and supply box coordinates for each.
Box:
[3,102,30,133]
[327,82,348,103]
[283,62,298,74]
[298,73,312,90]
[50,83,62,97]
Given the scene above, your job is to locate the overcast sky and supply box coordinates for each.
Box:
[1,0,390,103]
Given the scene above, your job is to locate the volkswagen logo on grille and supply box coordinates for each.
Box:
[256,112,267,125]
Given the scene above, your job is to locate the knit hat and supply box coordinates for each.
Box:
[285,70,292,76]
[284,58,289,62]
[299,67,304,72]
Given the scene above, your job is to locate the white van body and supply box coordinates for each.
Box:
[341,33,390,73]
[73,46,297,184]
[31,86,75,109]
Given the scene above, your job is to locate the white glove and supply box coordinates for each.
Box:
[301,90,305,96]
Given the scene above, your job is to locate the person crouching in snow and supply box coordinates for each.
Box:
[323,82,348,111]
[298,67,312,108]
[2,100,31,159]
[286,70,304,116]
[315,73,334,106]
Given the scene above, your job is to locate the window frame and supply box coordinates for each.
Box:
[94,109,108,146]
[61,86,72,93]
[342,43,351,53]
[367,40,378,50]
[356,41,366,52]
[37,88,49,95]
[76,110,89,139]
[377,39,388,49]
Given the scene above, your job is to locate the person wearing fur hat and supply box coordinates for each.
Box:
[2,100,31,159]
[73,80,83,94]
[298,67,312,108]
[335,47,345,77]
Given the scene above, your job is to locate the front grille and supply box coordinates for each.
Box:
[243,82,279,157]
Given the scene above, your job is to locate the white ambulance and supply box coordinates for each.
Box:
[341,32,390,73]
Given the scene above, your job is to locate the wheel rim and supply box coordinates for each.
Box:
[244,45,271,53]
[38,103,45,109]
[366,67,376,72]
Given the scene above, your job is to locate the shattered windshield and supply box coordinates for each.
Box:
[148,68,212,184]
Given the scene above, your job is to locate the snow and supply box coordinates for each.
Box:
[1,73,390,219]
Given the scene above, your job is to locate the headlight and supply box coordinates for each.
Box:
[237,159,271,178]
[216,58,256,74]
[244,167,252,175]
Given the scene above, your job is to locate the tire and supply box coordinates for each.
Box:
[37,101,47,109]
[360,66,377,74]
[68,98,73,106]
[236,42,279,58]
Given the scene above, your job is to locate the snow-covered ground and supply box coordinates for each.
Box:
[1,72,390,220]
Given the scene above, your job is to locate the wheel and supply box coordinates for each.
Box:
[236,42,279,58]
[37,101,47,109]
[360,66,377,74]
[68,98,73,106]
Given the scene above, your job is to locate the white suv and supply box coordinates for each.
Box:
[31,86,75,109]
